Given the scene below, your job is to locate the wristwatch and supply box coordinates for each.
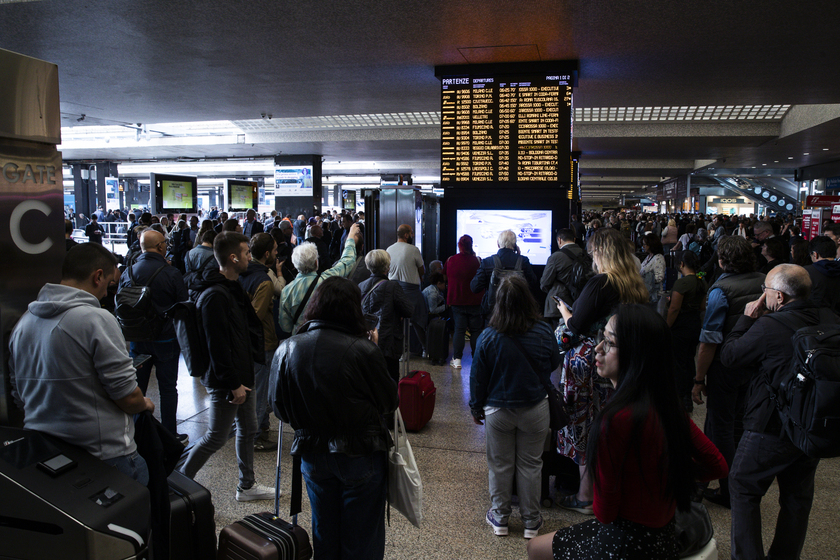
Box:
[694,379,706,385]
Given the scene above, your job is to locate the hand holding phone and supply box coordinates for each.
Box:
[552,295,572,310]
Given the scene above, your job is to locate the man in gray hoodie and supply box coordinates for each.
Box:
[9,243,154,484]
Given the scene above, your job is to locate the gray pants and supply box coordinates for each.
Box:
[181,386,258,489]
[485,399,549,526]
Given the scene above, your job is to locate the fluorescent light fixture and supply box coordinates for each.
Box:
[118,160,276,175]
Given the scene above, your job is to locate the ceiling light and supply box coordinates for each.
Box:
[803,152,809,155]
[774,160,779,163]
[823,148,829,151]
[762,163,767,166]
[788,157,794,159]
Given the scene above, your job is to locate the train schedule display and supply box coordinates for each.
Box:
[440,73,572,186]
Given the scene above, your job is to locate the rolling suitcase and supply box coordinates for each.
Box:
[217,422,313,560]
[399,318,436,431]
[425,316,449,365]
[168,470,217,559]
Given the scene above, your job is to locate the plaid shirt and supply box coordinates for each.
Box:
[279,241,357,334]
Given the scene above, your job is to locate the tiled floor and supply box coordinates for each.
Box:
[146,351,840,559]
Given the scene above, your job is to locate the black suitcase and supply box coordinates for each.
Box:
[664,267,679,291]
[425,316,449,365]
[168,469,217,559]
[217,423,313,560]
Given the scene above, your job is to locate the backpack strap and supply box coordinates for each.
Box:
[492,255,502,269]
[128,262,167,288]
[514,256,522,271]
[292,272,322,329]
[362,279,387,305]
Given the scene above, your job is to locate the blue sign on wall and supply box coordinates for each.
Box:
[826,176,840,190]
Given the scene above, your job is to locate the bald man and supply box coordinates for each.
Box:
[721,264,838,559]
[117,229,189,442]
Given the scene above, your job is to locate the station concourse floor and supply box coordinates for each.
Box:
[146,351,840,560]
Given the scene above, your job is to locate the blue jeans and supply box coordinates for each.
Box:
[729,430,819,560]
[131,339,180,435]
[452,305,483,360]
[301,451,387,560]
[104,451,150,487]
[253,351,273,437]
[180,386,257,489]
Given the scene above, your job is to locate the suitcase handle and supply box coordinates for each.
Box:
[274,421,298,526]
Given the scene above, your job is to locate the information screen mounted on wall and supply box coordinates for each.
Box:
[456,209,553,265]
[436,63,575,187]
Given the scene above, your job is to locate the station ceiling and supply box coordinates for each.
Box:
[3,0,840,203]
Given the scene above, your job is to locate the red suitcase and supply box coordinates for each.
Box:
[398,318,436,431]
[399,371,436,431]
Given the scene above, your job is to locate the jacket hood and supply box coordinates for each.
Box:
[813,259,840,277]
[28,283,100,319]
[188,265,231,293]
[297,319,364,338]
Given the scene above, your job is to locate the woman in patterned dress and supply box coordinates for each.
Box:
[554,228,648,513]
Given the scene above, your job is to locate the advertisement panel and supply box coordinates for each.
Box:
[274,166,313,196]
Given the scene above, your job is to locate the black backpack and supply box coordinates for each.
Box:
[768,314,840,458]
[166,297,211,377]
[484,255,524,313]
[115,264,168,342]
[559,246,595,301]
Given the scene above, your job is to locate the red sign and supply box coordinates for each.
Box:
[805,195,840,207]
[832,204,840,224]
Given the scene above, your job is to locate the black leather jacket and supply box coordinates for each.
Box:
[271,320,398,456]
[359,274,414,359]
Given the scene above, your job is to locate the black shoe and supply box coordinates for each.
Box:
[703,488,731,509]
[176,433,189,446]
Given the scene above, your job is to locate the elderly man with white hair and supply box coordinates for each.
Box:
[279,222,362,334]
[470,229,540,319]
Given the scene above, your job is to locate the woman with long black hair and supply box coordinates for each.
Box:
[528,304,727,560]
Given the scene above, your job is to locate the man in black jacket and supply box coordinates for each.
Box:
[179,231,274,501]
[540,228,585,328]
[804,235,840,313]
[470,229,540,318]
[721,264,838,560]
[117,229,188,443]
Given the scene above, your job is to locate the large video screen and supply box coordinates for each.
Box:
[150,173,197,214]
[227,179,259,211]
[274,166,313,197]
[456,209,553,265]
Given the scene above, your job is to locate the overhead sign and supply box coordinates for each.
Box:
[806,195,840,207]
[711,198,745,204]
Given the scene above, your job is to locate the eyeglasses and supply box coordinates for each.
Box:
[596,330,616,353]
[761,283,789,297]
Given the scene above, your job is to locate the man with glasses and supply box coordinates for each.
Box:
[721,264,838,560]
[691,236,764,508]
[117,229,189,444]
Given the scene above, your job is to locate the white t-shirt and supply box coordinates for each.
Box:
[386,241,423,285]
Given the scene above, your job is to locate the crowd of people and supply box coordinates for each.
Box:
[10,205,840,559]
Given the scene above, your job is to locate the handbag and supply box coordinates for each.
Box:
[508,336,570,431]
[389,408,423,527]
[674,501,714,558]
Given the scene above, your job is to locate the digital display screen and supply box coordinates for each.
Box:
[440,73,572,185]
[275,166,313,197]
[456,209,553,265]
[227,180,259,210]
[160,179,193,209]
[150,173,197,214]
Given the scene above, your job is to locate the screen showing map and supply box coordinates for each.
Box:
[456,209,553,265]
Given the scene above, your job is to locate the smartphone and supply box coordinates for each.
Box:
[38,454,77,477]
[552,295,572,310]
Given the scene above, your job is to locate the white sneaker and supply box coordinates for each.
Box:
[450,358,462,369]
[235,483,276,502]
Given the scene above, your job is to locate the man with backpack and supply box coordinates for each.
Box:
[470,229,540,320]
[721,264,839,560]
[116,229,189,443]
[540,229,590,329]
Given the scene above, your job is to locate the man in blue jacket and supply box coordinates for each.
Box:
[470,229,540,318]
[117,229,188,443]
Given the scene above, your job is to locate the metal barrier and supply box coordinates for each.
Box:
[72,221,129,255]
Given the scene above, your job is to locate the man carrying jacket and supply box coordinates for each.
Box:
[117,229,188,443]
[239,232,282,451]
[180,231,274,501]
[721,264,838,560]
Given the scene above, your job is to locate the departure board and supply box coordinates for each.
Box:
[440,73,572,186]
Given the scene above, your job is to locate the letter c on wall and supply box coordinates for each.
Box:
[10,200,54,255]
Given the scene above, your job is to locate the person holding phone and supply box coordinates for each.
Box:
[555,228,648,514]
